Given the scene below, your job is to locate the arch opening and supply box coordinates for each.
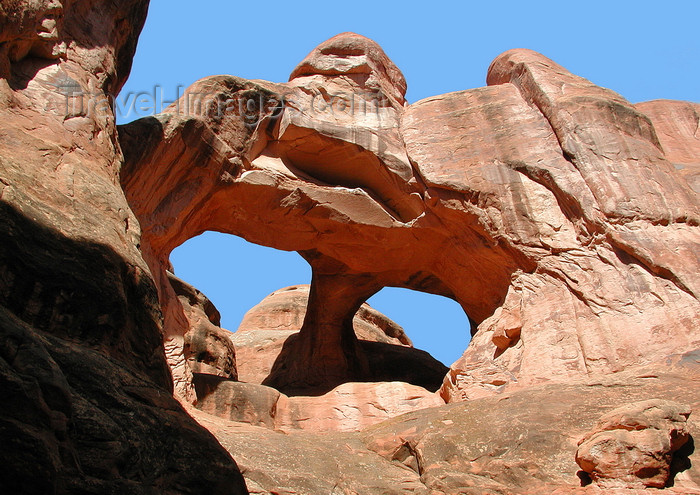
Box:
[168,232,471,395]
[170,231,311,334]
[367,287,473,368]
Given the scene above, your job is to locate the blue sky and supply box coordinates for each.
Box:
[121,1,699,366]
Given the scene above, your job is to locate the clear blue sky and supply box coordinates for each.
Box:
[120,1,699,366]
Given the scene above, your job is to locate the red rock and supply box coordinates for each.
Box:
[635,99,700,193]
[193,374,280,428]
[194,285,446,433]
[233,284,411,384]
[0,1,247,492]
[121,41,700,402]
[289,32,408,107]
[0,0,67,77]
[231,284,447,393]
[190,405,431,494]
[364,359,700,494]
[5,10,700,492]
[238,285,411,345]
[278,381,443,432]
[576,399,691,488]
[188,356,700,494]
[169,273,238,379]
[193,373,442,433]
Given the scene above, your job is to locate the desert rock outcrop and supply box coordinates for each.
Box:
[575,399,692,488]
[191,354,700,494]
[120,34,700,402]
[170,273,238,379]
[635,99,700,193]
[0,0,246,492]
[232,285,446,392]
[194,375,443,433]
[2,3,699,491]
[194,285,446,432]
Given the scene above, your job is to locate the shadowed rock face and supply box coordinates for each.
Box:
[0,0,247,492]
[169,273,238,379]
[120,34,700,400]
[4,9,700,492]
[0,0,67,76]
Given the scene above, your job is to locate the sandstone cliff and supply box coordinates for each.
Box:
[1,4,699,492]
[0,1,246,492]
[121,33,699,402]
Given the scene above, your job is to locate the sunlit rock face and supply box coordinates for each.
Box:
[188,284,447,434]
[121,33,699,401]
[3,2,700,489]
[575,399,691,489]
[635,99,700,193]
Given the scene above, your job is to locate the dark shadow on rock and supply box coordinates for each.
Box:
[261,333,448,397]
[4,0,149,95]
[361,340,448,392]
[0,201,169,388]
[667,434,694,487]
[118,115,167,177]
[577,470,592,487]
[0,202,248,493]
[7,57,59,90]
[0,306,248,494]
[192,372,231,401]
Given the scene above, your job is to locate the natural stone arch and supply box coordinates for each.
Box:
[117,75,511,396]
[3,0,699,490]
[119,33,700,403]
[365,286,476,366]
[167,232,449,395]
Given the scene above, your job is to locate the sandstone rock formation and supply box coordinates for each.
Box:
[363,356,700,495]
[170,273,238,379]
[232,285,447,392]
[0,1,246,492]
[194,374,443,433]
[192,285,446,432]
[3,3,700,491]
[0,0,67,78]
[192,353,700,494]
[635,100,700,193]
[233,284,412,387]
[119,32,700,492]
[237,285,411,346]
[576,399,692,488]
[120,32,700,403]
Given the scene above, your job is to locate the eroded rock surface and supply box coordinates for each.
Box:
[364,356,700,494]
[120,34,700,402]
[191,285,446,432]
[576,399,691,488]
[170,273,238,379]
[0,1,246,492]
[191,355,700,494]
[232,284,446,393]
[194,374,442,433]
[191,406,431,495]
[635,100,700,193]
[4,7,700,492]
